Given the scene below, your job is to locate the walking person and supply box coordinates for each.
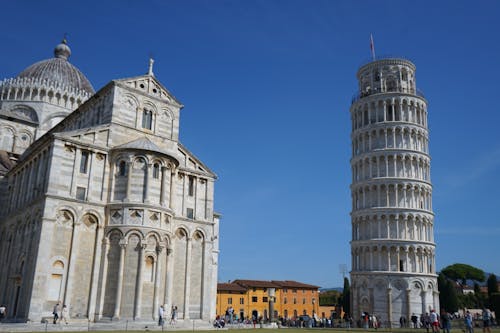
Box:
[465,310,474,333]
[158,305,164,326]
[170,305,177,325]
[60,305,69,324]
[52,302,60,324]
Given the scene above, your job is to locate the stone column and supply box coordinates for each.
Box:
[144,164,151,203]
[164,246,174,310]
[63,221,80,311]
[86,152,94,200]
[387,288,393,328]
[387,249,391,271]
[124,160,133,202]
[88,225,104,320]
[96,237,110,318]
[421,290,427,314]
[369,287,374,314]
[405,249,409,273]
[169,170,176,211]
[70,148,79,196]
[183,237,192,319]
[113,239,127,319]
[153,243,165,320]
[134,242,147,319]
[160,166,168,206]
[108,162,116,202]
[406,289,412,324]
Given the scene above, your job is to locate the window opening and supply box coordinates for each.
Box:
[80,151,89,174]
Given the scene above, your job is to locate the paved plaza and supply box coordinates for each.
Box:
[0,319,215,332]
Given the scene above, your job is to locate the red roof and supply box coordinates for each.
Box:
[232,279,281,288]
[217,283,246,292]
[271,280,320,289]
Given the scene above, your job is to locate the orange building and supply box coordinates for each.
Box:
[216,279,320,321]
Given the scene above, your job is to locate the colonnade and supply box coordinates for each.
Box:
[352,126,429,156]
[351,97,427,130]
[352,153,430,182]
[0,77,89,109]
[111,154,177,207]
[352,182,432,211]
[4,148,51,215]
[351,214,433,242]
[351,244,435,274]
[98,228,206,320]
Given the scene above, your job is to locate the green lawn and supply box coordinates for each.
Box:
[47,328,500,333]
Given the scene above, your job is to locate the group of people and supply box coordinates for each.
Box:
[157,305,178,326]
[51,302,69,324]
[407,308,494,333]
[464,309,494,333]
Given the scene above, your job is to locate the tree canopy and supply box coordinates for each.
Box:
[441,263,485,286]
[342,277,351,316]
[487,274,498,297]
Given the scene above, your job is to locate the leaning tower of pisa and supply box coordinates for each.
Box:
[349,58,439,327]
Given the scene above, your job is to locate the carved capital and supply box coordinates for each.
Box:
[119,239,128,249]
[157,242,166,253]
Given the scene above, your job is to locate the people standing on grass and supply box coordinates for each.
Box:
[430,309,439,333]
[465,310,474,333]
[440,310,451,333]
[411,313,419,328]
[482,308,492,333]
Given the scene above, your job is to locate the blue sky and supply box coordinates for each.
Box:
[1,0,499,288]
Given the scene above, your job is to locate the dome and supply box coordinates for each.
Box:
[17,39,94,95]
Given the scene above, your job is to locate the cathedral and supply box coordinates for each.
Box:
[0,39,220,323]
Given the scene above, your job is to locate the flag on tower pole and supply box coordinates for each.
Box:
[370,34,376,61]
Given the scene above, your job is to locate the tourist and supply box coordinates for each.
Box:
[52,302,60,324]
[465,311,474,333]
[0,304,6,322]
[158,305,164,326]
[430,309,439,333]
[482,308,492,333]
[441,311,451,333]
[422,313,431,333]
[60,304,69,324]
[170,305,177,325]
[411,313,418,328]
[400,315,407,328]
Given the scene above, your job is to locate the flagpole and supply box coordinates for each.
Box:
[370,34,376,61]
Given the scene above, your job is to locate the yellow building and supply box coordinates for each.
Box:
[216,279,319,321]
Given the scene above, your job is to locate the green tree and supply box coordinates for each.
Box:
[489,293,500,319]
[441,263,485,290]
[438,273,459,312]
[319,290,341,306]
[487,274,498,297]
[342,277,351,316]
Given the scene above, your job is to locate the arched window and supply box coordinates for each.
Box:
[144,256,155,282]
[142,109,153,130]
[118,160,127,176]
[153,163,160,179]
[48,260,65,301]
